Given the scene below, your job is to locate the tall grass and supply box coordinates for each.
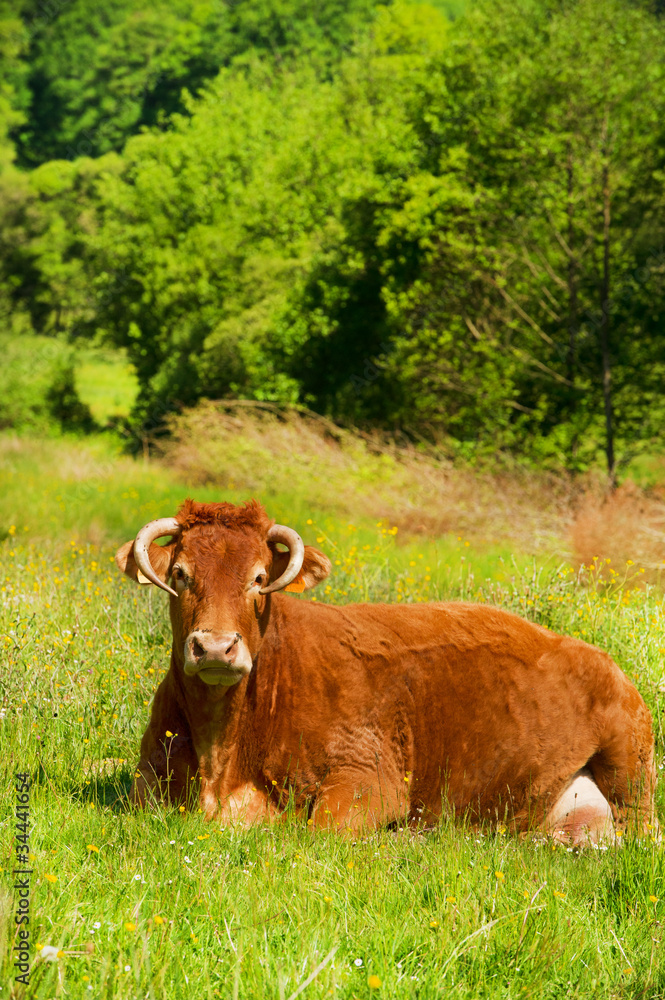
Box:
[163,401,665,580]
[161,402,572,552]
[2,434,665,998]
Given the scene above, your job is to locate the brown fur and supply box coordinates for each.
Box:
[176,497,273,533]
[115,501,656,837]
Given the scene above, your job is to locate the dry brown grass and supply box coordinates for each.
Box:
[160,401,665,574]
[570,480,665,576]
[159,401,574,552]
[4,403,665,573]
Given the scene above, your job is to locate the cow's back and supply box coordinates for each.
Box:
[257,597,641,821]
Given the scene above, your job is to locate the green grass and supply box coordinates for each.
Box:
[623,453,665,491]
[2,434,665,998]
[74,349,139,425]
[0,434,532,586]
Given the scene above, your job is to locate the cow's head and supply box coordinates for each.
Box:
[115,499,330,687]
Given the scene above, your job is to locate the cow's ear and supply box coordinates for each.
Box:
[115,539,174,586]
[281,546,331,593]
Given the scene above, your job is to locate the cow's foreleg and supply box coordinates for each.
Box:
[311,768,408,834]
[205,782,279,826]
[131,676,198,808]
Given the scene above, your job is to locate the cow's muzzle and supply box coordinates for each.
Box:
[183,630,252,686]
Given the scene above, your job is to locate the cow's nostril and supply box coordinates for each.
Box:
[226,633,241,655]
[192,639,206,660]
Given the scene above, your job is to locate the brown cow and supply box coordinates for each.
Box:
[115,499,656,844]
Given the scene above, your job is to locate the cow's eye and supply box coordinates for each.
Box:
[172,566,187,590]
[254,574,266,587]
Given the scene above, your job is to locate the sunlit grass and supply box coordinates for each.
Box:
[74,349,139,425]
[2,435,665,997]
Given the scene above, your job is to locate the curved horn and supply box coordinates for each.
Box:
[260,524,305,595]
[133,517,181,597]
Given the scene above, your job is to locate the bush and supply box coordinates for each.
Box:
[45,362,95,433]
[0,334,95,433]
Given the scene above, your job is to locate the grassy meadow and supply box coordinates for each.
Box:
[74,351,139,427]
[2,433,665,999]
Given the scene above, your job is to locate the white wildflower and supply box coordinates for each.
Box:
[39,945,62,962]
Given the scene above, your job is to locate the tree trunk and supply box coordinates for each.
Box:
[566,143,579,468]
[599,125,616,490]
[566,145,577,388]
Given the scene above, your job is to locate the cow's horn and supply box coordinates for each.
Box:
[261,524,305,594]
[133,517,181,597]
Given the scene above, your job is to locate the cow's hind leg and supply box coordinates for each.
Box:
[545,768,615,846]
[587,698,657,836]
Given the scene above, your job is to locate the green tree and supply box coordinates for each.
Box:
[3,0,664,477]
[0,1,30,170]
[15,0,381,165]
[77,4,447,428]
[283,0,665,468]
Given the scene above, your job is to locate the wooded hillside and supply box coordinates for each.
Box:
[1,0,663,477]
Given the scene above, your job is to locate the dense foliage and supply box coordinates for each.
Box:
[1,0,664,473]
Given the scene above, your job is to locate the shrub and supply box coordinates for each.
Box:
[0,334,95,433]
[45,362,95,433]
